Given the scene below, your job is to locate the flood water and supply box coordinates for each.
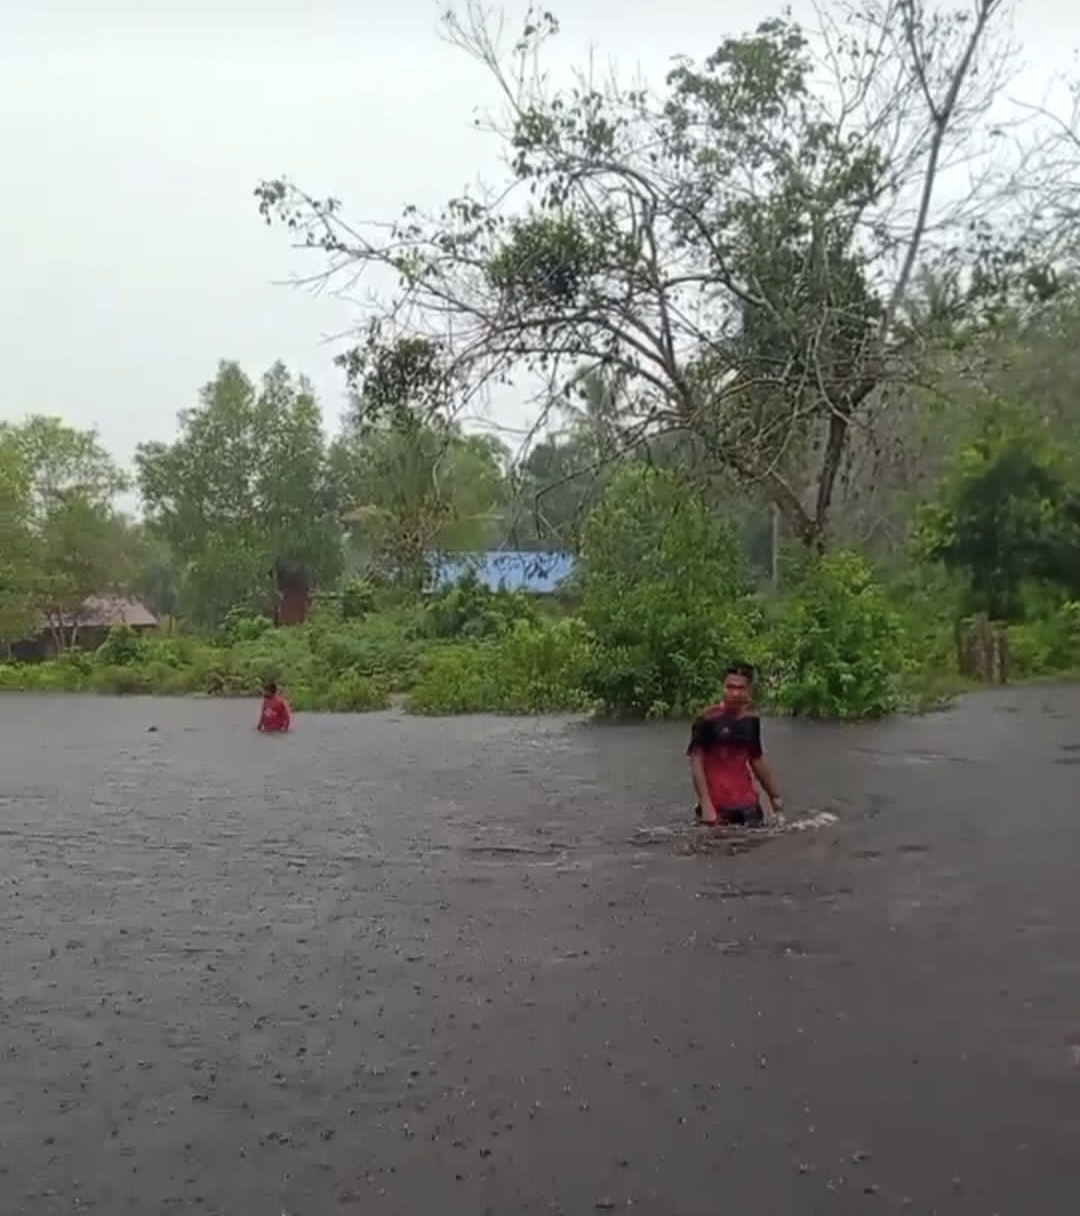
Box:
[2,688,1080,1214]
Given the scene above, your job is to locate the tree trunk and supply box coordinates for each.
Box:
[955,614,1008,684]
[46,611,64,655]
[814,412,849,542]
[770,503,781,592]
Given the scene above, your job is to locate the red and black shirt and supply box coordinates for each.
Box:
[686,705,762,810]
[258,694,292,732]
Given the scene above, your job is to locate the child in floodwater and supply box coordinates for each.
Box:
[256,681,292,733]
[687,661,782,826]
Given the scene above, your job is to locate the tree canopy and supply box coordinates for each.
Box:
[136,361,345,628]
[916,402,1080,621]
[256,0,1060,551]
[0,417,131,648]
[333,414,510,589]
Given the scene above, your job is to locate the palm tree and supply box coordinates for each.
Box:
[559,366,629,453]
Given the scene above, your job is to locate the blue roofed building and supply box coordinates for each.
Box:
[429,550,576,596]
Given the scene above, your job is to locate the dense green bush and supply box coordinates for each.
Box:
[91,663,154,695]
[424,570,539,640]
[221,608,273,645]
[1007,601,1080,679]
[408,618,591,715]
[407,643,498,714]
[0,615,403,710]
[494,618,593,712]
[766,551,908,719]
[95,623,147,667]
[341,577,377,621]
[4,465,1078,719]
[319,669,392,712]
[578,465,757,717]
[0,652,94,692]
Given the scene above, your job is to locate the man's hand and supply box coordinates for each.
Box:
[699,802,718,826]
[768,796,784,822]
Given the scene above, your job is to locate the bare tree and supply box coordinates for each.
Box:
[258,0,1035,551]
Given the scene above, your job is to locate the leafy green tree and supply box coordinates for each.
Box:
[578,465,754,716]
[0,433,35,644]
[334,414,509,589]
[257,0,1023,552]
[768,551,907,718]
[970,285,1080,466]
[0,416,130,649]
[916,402,1080,621]
[502,368,638,550]
[38,502,134,648]
[7,415,128,512]
[503,432,599,550]
[136,361,343,629]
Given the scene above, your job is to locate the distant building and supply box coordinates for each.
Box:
[11,595,159,661]
[429,550,576,596]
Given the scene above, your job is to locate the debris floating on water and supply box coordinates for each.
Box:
[630,811,838,854]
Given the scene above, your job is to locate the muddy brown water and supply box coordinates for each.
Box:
[2,687,1080,1214]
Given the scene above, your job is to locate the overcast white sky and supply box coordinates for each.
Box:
[2,0,1078,473]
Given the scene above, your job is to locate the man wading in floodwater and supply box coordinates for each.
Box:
[687,662,783,827]
[256,681,292,733]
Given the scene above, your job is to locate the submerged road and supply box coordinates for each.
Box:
[1,688,1079,1214]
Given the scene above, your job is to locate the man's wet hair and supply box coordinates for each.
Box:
[263,681,278,696]
[724,661,755,683]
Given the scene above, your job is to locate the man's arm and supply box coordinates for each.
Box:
[280,700,292,731]
[687,717,716,823]
[688,750,716,823]
[746,718,782,817]
[750,754,783,817]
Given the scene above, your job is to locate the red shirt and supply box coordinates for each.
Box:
[686,704,762,809]
[258,694,291,733]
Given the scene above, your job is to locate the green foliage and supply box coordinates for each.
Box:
[487,214,611,309]
[407,618,591,715]
[302,608,427,694]
[5,549,1076,719]
[8,314,1080,722]
[321,669,391,712]
[233,5,1080,719]
[341,577,377,620]
[767,552,907,719]
[1006,602,1080,680]
[503,381,619,551]
[494,618,593,712]
[7,415,129,508]
[335,416,509,590]
[258,2,1022,553]
[341,336,451,429]
[406,644,498,715]
[137,361,343,630]
[0,417,132,647]
[96,625,147,667]
[221,608,273,645]
[424,571,538,640]
[917,401,1080,621]
[0,611,409,709]
[0,434,35,643]
[91,664,155,696]
[578,466,754,717]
